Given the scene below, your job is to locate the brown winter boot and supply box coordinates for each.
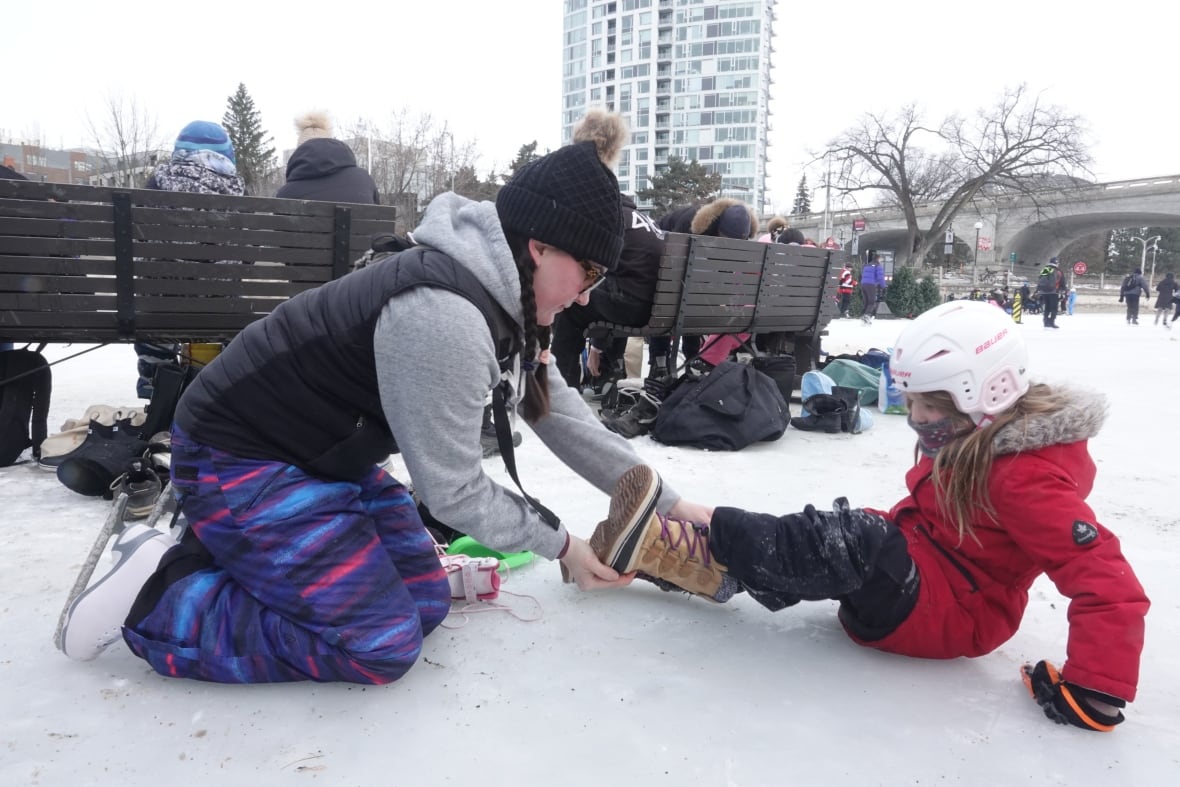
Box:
[589,465,729,600]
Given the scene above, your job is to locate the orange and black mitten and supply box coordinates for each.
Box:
[1021,660,1125,732]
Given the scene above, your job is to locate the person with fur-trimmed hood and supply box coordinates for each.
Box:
[587,300,1148,733]
[276,112,379,204]
[657,197,759,240]
[757,215,789,243]
[58,108,712,686]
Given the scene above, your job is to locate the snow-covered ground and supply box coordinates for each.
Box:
[2,310,1177,786]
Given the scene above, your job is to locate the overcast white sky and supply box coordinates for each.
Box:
[5,1,1177,213]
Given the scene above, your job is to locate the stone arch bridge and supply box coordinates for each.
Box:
[786,175,1180,277]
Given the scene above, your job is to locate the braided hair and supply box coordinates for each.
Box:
[503,231,551,423]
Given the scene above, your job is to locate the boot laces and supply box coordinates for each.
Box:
[657,514,711,565]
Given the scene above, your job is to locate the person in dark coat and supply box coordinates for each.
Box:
[550,108,662,402]
[648,198,758,377]
[1118,268,1151,325]
[275,112,379,204]
[1153,271,1177,327]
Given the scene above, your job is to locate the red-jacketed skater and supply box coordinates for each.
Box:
[590,300,1149,731]
[837,263,856,317]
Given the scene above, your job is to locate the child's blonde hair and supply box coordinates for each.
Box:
[912,383,1072,543]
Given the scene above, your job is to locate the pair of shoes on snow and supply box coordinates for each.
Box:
[39,406,147,468]
[790,386,862,434]
[600,389,661,439]
[52,419,149,498]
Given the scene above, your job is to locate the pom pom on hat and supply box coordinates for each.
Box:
[296,111,333,145]
[174,120,235,163]
[496,109,626,270]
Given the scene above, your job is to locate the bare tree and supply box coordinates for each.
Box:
[827,85,1092,266]
[340,111,481,227]
[85,93,166,187]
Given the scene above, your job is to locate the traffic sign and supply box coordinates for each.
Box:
[852,218,866,232]
[1009,252,1017,263]
[1072,261,1088,275]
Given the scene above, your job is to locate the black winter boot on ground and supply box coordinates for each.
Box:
[830,386,862,434]
[601,391,662,439]
[56,420,149,499]
[583,357,627,404]
[790,394,846,434]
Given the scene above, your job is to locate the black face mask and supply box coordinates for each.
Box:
[907,414,970,457]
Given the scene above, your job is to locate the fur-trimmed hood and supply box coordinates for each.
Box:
[689,198,759,239]
[992,386,1107,456]
[766,215,789,235]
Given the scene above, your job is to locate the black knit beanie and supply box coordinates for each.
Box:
[495,141,624,270]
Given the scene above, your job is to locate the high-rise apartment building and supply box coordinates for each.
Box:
[561,0,775,213]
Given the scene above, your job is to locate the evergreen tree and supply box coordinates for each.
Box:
[792,175,811,215]
[636,156,721,218]
[503,142,541,183]
[222,83,275,194]
[454,164,501,202]
[884,266,941,318]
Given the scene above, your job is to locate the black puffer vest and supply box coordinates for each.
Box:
[175,248,519,481]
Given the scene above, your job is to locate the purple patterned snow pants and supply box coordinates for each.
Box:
[122,426,451,684]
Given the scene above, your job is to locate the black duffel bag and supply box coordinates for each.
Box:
[651,360,788,451]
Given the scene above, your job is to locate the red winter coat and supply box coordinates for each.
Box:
[850,389,1148,701]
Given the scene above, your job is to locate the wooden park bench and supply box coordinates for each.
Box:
[587,232,841,374]
[0,179,397,344]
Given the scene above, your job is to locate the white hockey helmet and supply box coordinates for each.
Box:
[890,300,1030,422]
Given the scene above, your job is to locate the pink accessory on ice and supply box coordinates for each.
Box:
[441,554,502,602]
[697,333,751,366]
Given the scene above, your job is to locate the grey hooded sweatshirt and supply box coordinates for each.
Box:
[375,193,681,559]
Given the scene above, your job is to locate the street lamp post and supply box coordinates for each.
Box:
[1132,233,1161,284]
[973,221,983,285]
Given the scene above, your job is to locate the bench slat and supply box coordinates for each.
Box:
[0,179,397,221]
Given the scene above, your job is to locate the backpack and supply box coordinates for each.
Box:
[1121,274,1136,295]
[0,349,52,466]
[651,361,788,451]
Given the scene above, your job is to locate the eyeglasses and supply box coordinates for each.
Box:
[578,260,608,294]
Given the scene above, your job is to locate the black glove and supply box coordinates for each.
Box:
[1021,660,1125,731]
